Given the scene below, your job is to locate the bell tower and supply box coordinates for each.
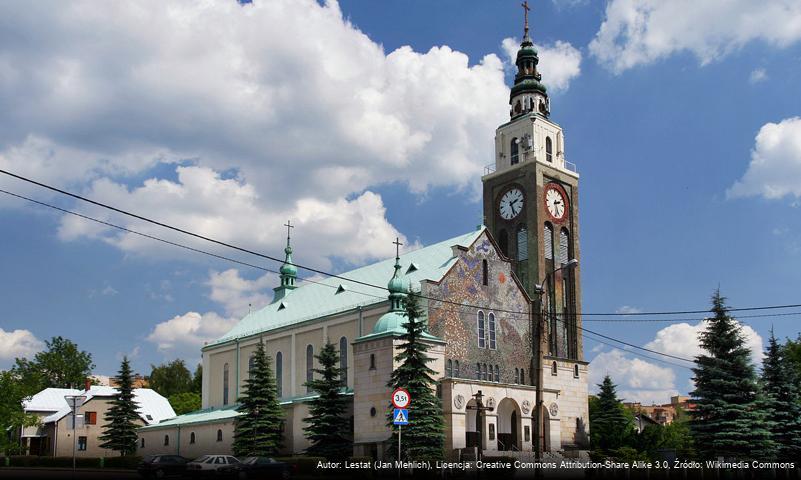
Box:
[481,8,583,361]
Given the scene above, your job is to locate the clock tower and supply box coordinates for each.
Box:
[482,18,582,361]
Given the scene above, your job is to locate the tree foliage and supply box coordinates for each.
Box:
[690,290,774,460]
[589,376,632,453]
[99,357,140,455]
[0,371,39,455]
[148,359,193,397]
[168,392,201,415]
[386,293,445,461]
[233,340,283,457]
[192,364,203,394]
[12,336,94,391]
[303,341,352,459]
[761,330,801,461]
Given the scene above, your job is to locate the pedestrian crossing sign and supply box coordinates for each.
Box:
[393,408,409,425]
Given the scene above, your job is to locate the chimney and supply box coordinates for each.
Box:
[85,378,91,392]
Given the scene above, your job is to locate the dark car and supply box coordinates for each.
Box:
[137,455,189,478]
[218,457,294,480]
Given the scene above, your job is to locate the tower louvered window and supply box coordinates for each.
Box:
[559,229,569,265]
[517,224,528,261]
[544,223,553,260]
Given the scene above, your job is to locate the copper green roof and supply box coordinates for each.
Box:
[206,228,485,347]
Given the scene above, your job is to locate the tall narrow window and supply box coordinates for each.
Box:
[482,363,488,381]
[223,363,229,406]
[511,138,519,165]
[476,363,481,380]
[517,224,528,261]
[217,429,223,442]
[164,435,169,446]
[546,136,553,162]
[454,360,460,378]
[488,364,494,382]
[482,259,488,286]
[275,352,283,398]
[498,229,509,257]
[190,432,196,444]
[559,229,569,266]
[520,368,526,384]
[446,360,453,377]
[544,223,553,260]
[369,353,376,370]
[306,345,314,393]
[495,365,500,383]
[514,368,519,384]
[477,311,486,348]
[488,312,497,350]
[339,336,348,387]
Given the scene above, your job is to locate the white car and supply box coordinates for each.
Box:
[186,455,241,476]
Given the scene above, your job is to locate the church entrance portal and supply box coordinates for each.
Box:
[496,398,521,451]
[465,399,482,449]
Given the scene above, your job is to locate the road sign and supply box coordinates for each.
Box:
[393,408,409,425]
[392,388,411,409]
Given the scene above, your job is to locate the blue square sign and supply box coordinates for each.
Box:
[393,408,409,425]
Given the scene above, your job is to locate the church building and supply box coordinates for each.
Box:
[137,16,589,460]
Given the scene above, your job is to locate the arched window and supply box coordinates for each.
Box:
[275,352,283,398]
[190,432,196,444]
[248,355,255,379]
[552,361,558,376]
[477,311,486,348]
[339,336,348,386]
[488,364,493,382]
[498,229,509,257]
[454,360,460,378]
[163,435,169,446]
[511,138,519,165]
[482,259,488,286]
[546,136,553,162]
[217,429,223,442]
[475,363,481,380]
[306,345,314,393]
[574,364,580,378]
[222,363,229,406]
[482,363,488,381]
[520,368,525,384]
[517,224,528,261]
[446,360,453,377]
[544,223,553,260]
[369,353,376,370]
[488,312,497,350]
[514,368,519,384]
[495,365,500,383]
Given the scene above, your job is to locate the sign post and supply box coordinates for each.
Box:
[64,395,86,475]
[391,389,411,476]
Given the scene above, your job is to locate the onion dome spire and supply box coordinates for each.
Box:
[273,220,297,302]
[510,1,549,118]
[371,238,410,335]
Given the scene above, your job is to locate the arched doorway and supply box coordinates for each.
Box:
[496,398,521,451]
[465,399,482,449]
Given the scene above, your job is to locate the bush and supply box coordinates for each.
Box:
[7,456,100,468]
[103,455,141,469]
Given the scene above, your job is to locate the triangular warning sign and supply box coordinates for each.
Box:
[394,410,407,423]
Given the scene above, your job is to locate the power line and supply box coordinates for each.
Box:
[583,311,801,323]
[582,333,695,370]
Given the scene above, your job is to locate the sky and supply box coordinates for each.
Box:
[1,0,801,404]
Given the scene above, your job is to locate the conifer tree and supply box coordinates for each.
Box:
[690,290,774,460]
[303,341,352,459]
[761,330,801,461]
[590,375,631,453]
[233,340,283,456]
[386,293,445,461]
[98,357,140,455]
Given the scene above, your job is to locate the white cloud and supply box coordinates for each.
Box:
[615,305,642,314]
[589,349,677,404]
[146,311,237,356]
[207,269,276,318]
[0,328,44,361]
[502,38,582,92]
[645,320,764,365]
[749,68,768,84]
[727,117,801,200]
[589,0,801,73]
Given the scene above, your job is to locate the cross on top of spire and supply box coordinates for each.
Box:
[284,220,294,248]
[521,1,531,37]
[393,237,403,260]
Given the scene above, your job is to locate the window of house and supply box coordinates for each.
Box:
[488,312,497,350]
[546,136,553,162]
[446,359,452,377]
[164,435,169,446]
[223,363,229,406]
[84,411,96,425]
[482,259,488,286]
[78,436,87,451]
[369,353,376,370]
[190,432,196,444]
[494,365,500,383]
[217,429,223,442]
[477,311,486,348]
[339,336,348,386]
[511,138,519,165]
[306,345,314,393]
[275,352,283,398]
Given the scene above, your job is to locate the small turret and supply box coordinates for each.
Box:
[509,1,549,118]
[371,238,410,335]
[273,220,297,302]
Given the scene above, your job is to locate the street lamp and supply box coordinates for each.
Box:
[532,258,578,462]
[64,395,86,475]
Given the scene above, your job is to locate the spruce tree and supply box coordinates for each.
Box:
[386,293,445,462]
[233,340,283,457]
[690,290,774,460]
[303,341,352,459]
[98,357,140,455]
[590,375,631,453]
[761,330,801,461]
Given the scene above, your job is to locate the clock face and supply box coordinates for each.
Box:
[544,184,568,221]
[499,188,524,220]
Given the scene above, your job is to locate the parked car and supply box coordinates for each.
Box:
[218,457,294,480]
[137,455,189,478]
[186,455,241,477]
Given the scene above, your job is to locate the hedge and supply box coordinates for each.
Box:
[2,455,140,469]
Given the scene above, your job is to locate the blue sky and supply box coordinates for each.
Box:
[1,0,800,402]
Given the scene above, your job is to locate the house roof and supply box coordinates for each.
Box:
[207,228,485,347]
[24,387,175,426]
